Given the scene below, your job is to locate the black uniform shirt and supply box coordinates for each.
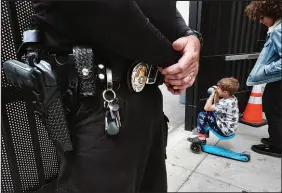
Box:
[32,1,192,67]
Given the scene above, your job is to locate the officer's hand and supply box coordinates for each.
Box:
[163,82,185,95]
[159,35,200,94]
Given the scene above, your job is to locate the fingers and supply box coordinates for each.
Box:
[164,82,185,95]
[163,64,198,80]
[171,76,196,90]
[164,75,196,91]
[164,71,194,86]
[164,82,177,94]
[162,60,198,90]
[160,52,198,75]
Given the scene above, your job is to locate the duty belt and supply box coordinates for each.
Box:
[50,46,161,96]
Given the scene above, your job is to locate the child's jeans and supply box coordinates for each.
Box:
[196,111,228,137]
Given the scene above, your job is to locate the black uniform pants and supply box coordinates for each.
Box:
[262,80,282,150]
[56,82,169,193]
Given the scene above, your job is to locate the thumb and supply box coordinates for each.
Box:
[172,37,187,51]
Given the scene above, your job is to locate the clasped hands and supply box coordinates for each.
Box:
[158,35,201,95]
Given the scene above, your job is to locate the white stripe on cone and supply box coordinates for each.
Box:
[248,96,262,104]
[252,85,262,94]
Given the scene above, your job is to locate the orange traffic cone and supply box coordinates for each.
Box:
[240,85,267,127]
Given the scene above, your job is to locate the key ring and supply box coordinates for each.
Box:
[103,89,116,102]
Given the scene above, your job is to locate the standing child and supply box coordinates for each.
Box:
[245,0,282,158]
[188,77,240,144]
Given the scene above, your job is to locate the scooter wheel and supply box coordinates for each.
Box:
[244,154,251,162]
[190,143,201,154]
[240,152,251,162]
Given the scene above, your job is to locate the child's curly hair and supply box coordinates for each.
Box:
[217,77,239,96]
[245,1,282,20]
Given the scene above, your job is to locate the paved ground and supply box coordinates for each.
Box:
[160,85,185,131]
[160,85,281,192]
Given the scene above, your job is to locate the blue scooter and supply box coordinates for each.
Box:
[188,86,251,162]
[189,126,250,162]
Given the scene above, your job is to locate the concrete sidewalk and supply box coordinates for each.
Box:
[165,122,281,192]
[159,85,281,192]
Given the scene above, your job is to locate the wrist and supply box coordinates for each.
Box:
[185,29,203,47]
[209,94,214,100]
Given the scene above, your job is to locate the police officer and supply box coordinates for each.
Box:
[32,1,201,192]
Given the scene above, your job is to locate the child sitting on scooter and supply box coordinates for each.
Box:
[189,77,240,144]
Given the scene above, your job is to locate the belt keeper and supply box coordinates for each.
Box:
[106,68,113,90]
[73,46,97,96]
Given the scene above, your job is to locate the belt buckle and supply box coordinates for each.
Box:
[146,65,158,84]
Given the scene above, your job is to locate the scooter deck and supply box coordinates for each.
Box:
[202,144,250,162]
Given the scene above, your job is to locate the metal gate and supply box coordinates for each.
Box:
[185,1,267,131]
[1,1,59,192]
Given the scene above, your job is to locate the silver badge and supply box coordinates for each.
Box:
[130,62,148,92]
